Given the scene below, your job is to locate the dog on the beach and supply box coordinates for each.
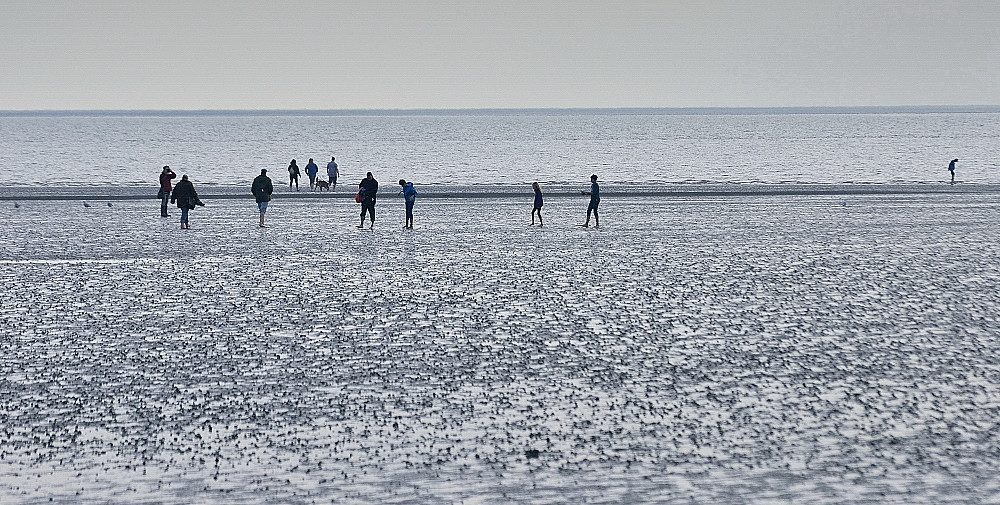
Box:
[315,180,331,191]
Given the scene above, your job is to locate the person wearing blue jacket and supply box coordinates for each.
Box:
[304,158,319,190]
[398,179,417,229]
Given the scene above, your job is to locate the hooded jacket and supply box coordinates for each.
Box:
[402,182,417,202]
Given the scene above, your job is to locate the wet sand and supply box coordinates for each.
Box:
[2,193,999,504]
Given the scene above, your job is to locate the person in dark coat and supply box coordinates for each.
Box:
[358,172,379,229]
[251,169,274,228]
[531,181,543,226]
[582,174,600,228]
[169,174,204,229]
[949,158,958,185]
[287,159,300,191]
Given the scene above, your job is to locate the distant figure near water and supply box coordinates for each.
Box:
[287,159,300,191]
[949,159,958,185]
[158,166,175,217]
[358,172,379,229]
[305,158,319,190]
[531,182,543,226]
[252,169,274,228]
[327,157,339,190]
[581,174,600,228]
[398,179,417,229]
[170,174,204,230]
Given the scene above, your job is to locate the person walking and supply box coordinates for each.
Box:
[305,158,319,191]
[169,174,204,229]
[158,165,176,217]
[398,179,417,229]
[949,158,958,185]
[531,182,543,226]
[358,172,379,229]
[326,156,339,190]
[287,159,300,191]
[252,169,274,227]
[582,174,600,228]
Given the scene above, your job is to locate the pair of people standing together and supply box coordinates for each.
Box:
[355,173,418,229]
[158,165,205,229]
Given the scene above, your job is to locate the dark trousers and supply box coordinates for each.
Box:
[361,199,376,221]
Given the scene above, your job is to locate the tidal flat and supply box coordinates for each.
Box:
[2,193,999,504]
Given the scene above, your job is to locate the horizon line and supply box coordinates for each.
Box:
[3,105,1000,117]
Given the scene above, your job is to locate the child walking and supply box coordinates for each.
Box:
[398,179,417,229]
[531,182,543,226]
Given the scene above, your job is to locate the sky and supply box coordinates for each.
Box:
[2,0,999,110]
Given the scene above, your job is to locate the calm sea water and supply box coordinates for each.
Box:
[1,110,998,188]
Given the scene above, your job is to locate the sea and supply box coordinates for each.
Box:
[1,107,999,190]
[3,108,1000,504]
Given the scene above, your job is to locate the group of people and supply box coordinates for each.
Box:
[159,165,602,230]
[287,157,339,191]
[159,157,966,230]
[247,169,418,229]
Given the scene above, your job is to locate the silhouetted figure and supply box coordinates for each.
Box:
[398,179,417,229]
[949,159,958,185]
[158,166,175,217]
[287,159,300,191]
[358,172,379,229]
[252,169,274,227]
[305,158,319,190]
[582,174,600,228]
[170,174,204,229]
[531,182,543,226]
[327,156,339,189]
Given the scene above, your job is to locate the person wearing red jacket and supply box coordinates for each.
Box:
[158,166,176,217]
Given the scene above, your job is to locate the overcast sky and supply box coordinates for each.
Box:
[2,0,999,110]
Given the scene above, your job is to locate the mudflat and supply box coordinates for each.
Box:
[2,193,999,504]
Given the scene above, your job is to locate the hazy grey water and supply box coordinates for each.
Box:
[2,111,999,188]
[1,194,999,504]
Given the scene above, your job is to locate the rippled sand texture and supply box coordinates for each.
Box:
[2,194,999,504]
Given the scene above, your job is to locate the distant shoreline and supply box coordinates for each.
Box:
[3,183,998,202]
[2,106,1000,117]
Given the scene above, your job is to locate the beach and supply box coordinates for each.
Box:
[2,191,999,504]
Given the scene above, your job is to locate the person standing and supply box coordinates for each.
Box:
[398,179,417,229]
[287,159,300,191]
[358,172,379,229]
[531,182,543,226]
[949,158,958,185]
[305,158,319,191]
[326,156,339,190]
[582,174,600,228]
[252,169,274,227]
[169,174,204,229]
[158,166,176,217]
